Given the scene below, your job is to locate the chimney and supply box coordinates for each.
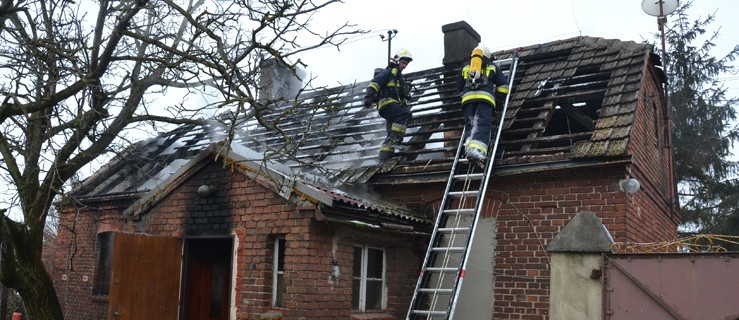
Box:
[442,21,481,67]
[441,21,481,152]
[257,58,305,102]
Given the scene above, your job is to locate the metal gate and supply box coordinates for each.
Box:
[602,253,739,320]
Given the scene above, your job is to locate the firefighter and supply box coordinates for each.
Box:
[456,43,510,168]
[364,48,414,161]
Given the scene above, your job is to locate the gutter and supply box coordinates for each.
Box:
[372,157,633,185]
[317,210,432,236]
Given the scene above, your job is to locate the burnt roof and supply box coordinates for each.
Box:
[72,36,655,219]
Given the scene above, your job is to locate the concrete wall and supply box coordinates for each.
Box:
[548,211,614,320]
[549,253,603,320]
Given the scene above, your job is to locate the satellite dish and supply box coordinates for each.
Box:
[641,0,679,17]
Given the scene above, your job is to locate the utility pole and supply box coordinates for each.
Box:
[379,29,398,60]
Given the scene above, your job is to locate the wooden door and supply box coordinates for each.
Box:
[181,238,232,320]
[108,233,183,320]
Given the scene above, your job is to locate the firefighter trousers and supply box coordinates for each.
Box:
[462,101,495,157]
[378,102,412,161]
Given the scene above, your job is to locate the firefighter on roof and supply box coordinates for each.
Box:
[364,48,414,162]
[456,43,510,168]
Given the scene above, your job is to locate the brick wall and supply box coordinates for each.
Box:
[377,160,678,319]
[54,158,677,320]
[54,160,425,320]
[625,58,681,243]
[53,199,130,319]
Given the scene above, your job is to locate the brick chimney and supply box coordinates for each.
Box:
[442,21,481,149]
[442,21,481,67]
[257,58,305,103]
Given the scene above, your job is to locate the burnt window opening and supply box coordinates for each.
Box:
[92,232,114,297]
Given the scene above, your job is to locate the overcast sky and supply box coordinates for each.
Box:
[299,0,739,93]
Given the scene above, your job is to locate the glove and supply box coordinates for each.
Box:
[363,96,373,108]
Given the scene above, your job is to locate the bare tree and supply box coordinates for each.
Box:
[0,0,362,318]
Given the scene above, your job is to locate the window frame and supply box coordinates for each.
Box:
[271,236,286,307]
[352,244,387,311]
[92,231,114,297]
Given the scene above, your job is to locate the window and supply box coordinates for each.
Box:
[652,102,660,146]
[92,232,113,297]
[272,237,285,307]
[352,245,386,311]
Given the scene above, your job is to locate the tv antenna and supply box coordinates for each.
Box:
[379,29,398,61]
[641,0,678,65]
[641,0,679,215]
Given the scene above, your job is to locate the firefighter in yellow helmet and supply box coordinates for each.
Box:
[364,48,414,161]
[456,43,510,168]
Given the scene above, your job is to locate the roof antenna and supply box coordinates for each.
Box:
[641,0,679,215]
[570,0,582,36]
[379,29,398,61]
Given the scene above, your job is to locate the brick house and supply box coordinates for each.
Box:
[51,21,680,319]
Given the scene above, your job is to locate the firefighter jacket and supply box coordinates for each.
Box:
[365,65,411,110]
[456,59,510,108]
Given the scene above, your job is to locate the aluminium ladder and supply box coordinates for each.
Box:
[406,51,519,320]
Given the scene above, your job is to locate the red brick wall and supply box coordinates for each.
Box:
[490,167,621,319]
[53,199,130,319]
[625,59,681,243]
[378,159,678,319]
[54,157,677,320]
[54,160,425,320]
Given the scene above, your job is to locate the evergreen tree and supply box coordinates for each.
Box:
[663,1,739,243]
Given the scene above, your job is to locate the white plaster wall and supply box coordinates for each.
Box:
[549,253,603,320]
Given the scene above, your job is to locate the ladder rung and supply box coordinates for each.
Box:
[438,227,471,233]
[412,310,448,316]
[448,190,479,198]
[431,246,465,252]
[419,288,453,294]
[454,173,483,180]
[443,208,475,215]
[426,267,458,273]
[495,57,514,65]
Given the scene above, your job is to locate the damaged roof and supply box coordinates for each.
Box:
[114,143,430,225]
[72,36,656,222]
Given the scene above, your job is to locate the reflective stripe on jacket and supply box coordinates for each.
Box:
[457,63,509,107]
[366,67,406,110]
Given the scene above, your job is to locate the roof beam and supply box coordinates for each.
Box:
[557,100,595,131]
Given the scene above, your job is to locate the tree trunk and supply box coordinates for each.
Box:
[13,255,64,320]
[16,270,64,319]
[1,217,64,320]
[1,286,8,320]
